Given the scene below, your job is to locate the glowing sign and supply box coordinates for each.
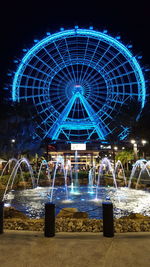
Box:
[71,143,86,150]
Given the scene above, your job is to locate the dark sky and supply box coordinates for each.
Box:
[0,1,149,127]
[0,1,149,81]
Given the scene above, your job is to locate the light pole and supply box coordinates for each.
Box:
[131,139,138,160]
[141,140,147,159]
[113,146,118,168]
[11,139,16,157]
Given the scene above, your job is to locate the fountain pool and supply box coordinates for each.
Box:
[4,186,150,219]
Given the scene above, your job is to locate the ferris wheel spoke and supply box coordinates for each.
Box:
[53,40,76,82]
[19,94,47,100]
[108,81,138,88]
[79,39,101,82]
[24,62,52,78]
[21,73,47,83]
[100,51,121,71]
[78,37,90,83]
[64,38,77,82]
[106,59,132,75]
[34,54,56,73]
[81,45,111,82]
[43,47,72,83]
[108,70,136,82]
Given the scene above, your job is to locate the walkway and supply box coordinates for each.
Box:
[0,231,150,266]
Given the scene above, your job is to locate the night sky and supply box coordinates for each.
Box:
[0,1,149,134]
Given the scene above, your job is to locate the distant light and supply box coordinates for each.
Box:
[128,44,133,48]
[116,36,121,40]
[22,49,27,52]
[103,30,108,33]
[89,26,93,30]
[11,139,16,143]
[75,25,79,29]
[137,56,142,59]
[131,139,136,144]
[122,147,125,150]
[34,39,39,43]
[7,73,12,76]
[13,60,18,63]
[46,32,51,36]
[141,140,147,145]
[60,28,64,31]
[114,146,118,151]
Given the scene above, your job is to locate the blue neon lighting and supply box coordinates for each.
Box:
[12,28,146,141]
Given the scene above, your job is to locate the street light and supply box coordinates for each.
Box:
[130,140,138,160]
[141,140,147,146]
[113,146,118,167]
[141,140,147,159]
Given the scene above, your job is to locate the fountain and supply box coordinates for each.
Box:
[128,159,148,188]
[50,155,69,202]
[37,160,51,186]
[95,157,117,200]
[2,158,35,201]
[1,156,150,219]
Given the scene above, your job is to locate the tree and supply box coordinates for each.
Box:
[116,150,134,171]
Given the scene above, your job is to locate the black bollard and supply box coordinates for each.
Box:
[44,202,55,237]
[102,202,114,237]
[0,201,4,234]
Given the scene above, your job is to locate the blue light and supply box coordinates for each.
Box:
[33,39,39,43]
[12,28,146,141]
[60,27,64,31]
[46,32,51,36]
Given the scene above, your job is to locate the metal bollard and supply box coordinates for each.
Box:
[44,202,55,237]
[102,202,114,237]
[0,201,4,234]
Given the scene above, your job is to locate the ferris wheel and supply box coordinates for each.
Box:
[12,28,146,141]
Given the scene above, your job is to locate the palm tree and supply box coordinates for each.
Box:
[116,150,134,171]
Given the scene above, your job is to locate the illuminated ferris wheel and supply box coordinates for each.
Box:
[12,28,146,141]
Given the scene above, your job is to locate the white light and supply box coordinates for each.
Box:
[11,139,16,143]
[131,139,136,144]
[114,146,118,151]
[122,147,125,150]
[141,140,147,145]
[71,143,86,150]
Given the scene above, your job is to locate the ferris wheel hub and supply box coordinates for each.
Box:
[72,85,84,95]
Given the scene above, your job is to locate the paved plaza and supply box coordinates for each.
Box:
[0,230,150,267]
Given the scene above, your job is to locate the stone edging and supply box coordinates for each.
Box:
[4,217,150,233]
